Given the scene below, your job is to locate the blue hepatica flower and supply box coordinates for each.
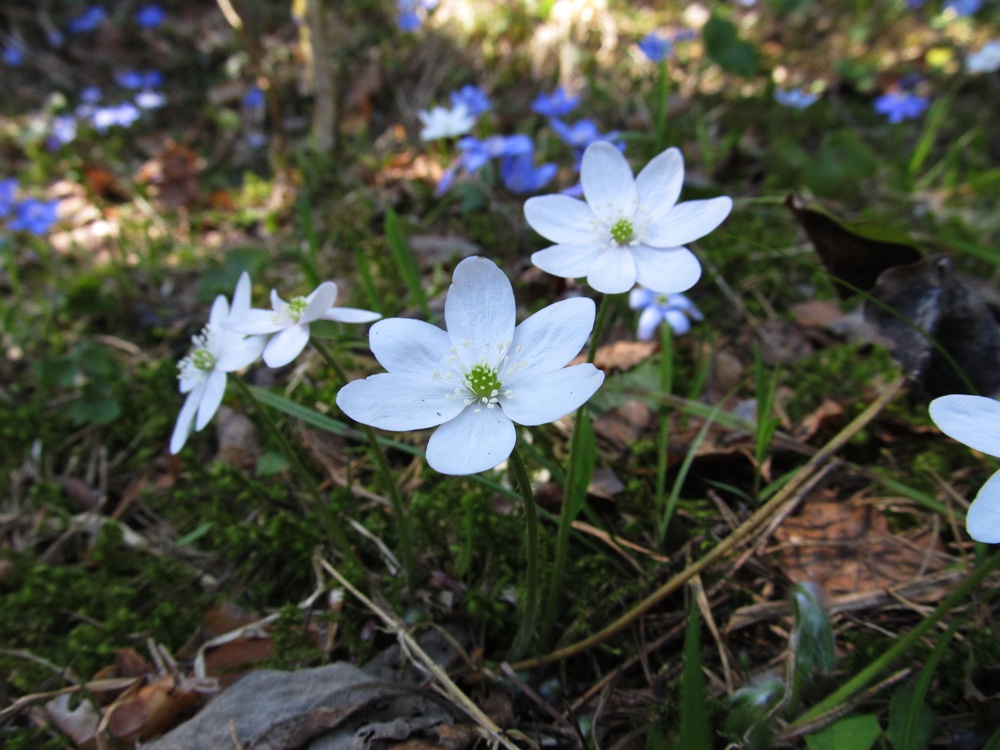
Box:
[550,117,622,152]
[629,287,703,340]
[450,84,491,117]
[135,90,166,109]
[134,4,166,28]
[397,0,438,31]
[2,43,24,66]
[48,115,78,149]
[9,198,60,236]
[874,91,929,123]
[945,0,983,15]
[500,150,557,195]
[638,31,673,63]
[458,134,532,173]
[532,86,581,118]
[115,70,164,90]
[67,6,107,34]
[0,179,18,218]
[774,86,819,109]
[91,102,142,132]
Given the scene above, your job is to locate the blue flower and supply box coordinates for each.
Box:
[9,198,60,235]
[549,117,621,152]
[397,0,438,31]
[945,0,983,15]
[873,91,929,123]
[450,85,491,117]
[91,102,141,132]
[457,134,532,173]
[638,31,673,63]
[500,150,557,194]
[48,115,78,148]
[135,90,166,109]
[628,288,702,340]
[774,86,819,109]
[81,86,102,104]
[531,86,580,118]
[0,179,18,219]
[134,4,166,28]
[2,43,24,67]
[67,7,107,34]
[115,70,164,90]
[243,86,265,109]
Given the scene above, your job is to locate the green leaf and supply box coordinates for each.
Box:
[176,522,214,547]
[567,411,595,518]
[703,15,759,77]
[805,714,882,750]
[385,208,430,319]
[887,685,934,750]
[679,605,712,750]
[256,451,290,477]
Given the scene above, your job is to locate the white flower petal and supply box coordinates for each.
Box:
[587,247,637,294]
[231,272,253,317]
[524,195,601,244]
[322,307,382,324]
[270,289,288,312]
[195,369,227,431]
[664,308,692,335]
[967,469,1000,543]
[369,318,451,374]
[511,297,595,376]
[263,324,310,367]
[337,373,462,430]
[581,143,637,226]
[444,258,515,364]
[425,406,516,475]
[501,365,604,426]
[632,245,702,294]
[643,196,733,248]
[636,306,663,341]
[216,334,266,370]
[635,147,684,224]
[225,308,288,334]
[170,388,201,454]
[207,294,230,326]
[629,286,656,311]
[930,395,1000,457]
[302,282,338,323]
[531,242,605,279]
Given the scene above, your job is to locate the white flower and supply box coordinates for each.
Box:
[336,256,605,475]
[929,394,1000,543]
[628,287,702,340]
[966,40,1000,74]
[418,103,475,140]
[524,142,733,295]
[225,281,381,368]
[170,272,266,454]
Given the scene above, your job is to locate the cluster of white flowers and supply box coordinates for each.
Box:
[171,142,732,473]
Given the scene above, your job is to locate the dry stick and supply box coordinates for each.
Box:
[511,375,908,672]
[317,557,522,750]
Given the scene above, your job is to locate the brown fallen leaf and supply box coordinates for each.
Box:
[592,340,658,372]
[104,675,200,745]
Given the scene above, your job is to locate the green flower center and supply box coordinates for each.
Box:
[190,348,216,371]
[656,294,669,306]
[610,217,634,245]
[466,363,502,401]
[287,296,309,321]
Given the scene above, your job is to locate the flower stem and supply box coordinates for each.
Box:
[655,322,673,544]
[232,377,362,572]
[540,293,612,643]
[507,445,541,660]
[654,57,670,152]
[311,339,417,599]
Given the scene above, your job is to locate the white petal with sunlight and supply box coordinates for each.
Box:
[581,143,637,226]
[632,245,702,294]
[930,395,1000,457]
[337,373,462,431]
[501,365,604,426]
[425,406,516,475]
[967,469,1000,543]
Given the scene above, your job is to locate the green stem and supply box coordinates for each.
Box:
[540,293,611,642]
[792,548,1000,727]
[655,321,673,544]
[507,446,540,660]
[654,57,670,152]
[233,378,362,572]
[311,339,417,598]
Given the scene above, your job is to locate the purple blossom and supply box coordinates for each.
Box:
[134,4,166,28]
[531,86,581,118]
[457,134,532,173]
[115,70,164,90]
[549,117,621,152]
[9,198,60,235]
[67,7,107,34]
[450,85,491,117]
[638,31,673,63]
[774,86,819,109]
[243,86,265,109]
[0,179,18,219]
[874,91,929,123]
[397,0,437,31]
[81,86,102,104]
[628,288,703,340]
[3,43,24,67]
[500,151,557,194]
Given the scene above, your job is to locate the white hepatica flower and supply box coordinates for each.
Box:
[336,256,605,475]
[170,272,266,454]
[929,394,1000,543]
[525,142,733,295]
[418,103,475,141]
[226,282,381,368]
